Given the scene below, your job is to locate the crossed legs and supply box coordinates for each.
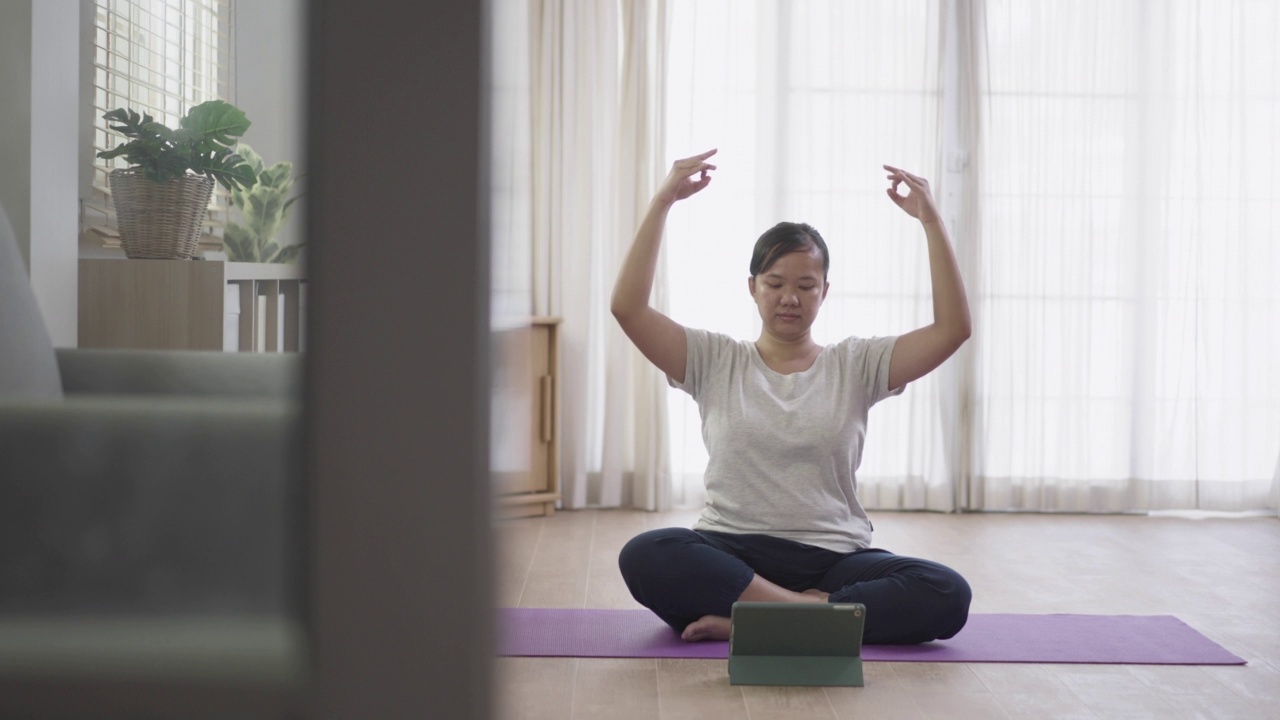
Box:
[618,527,971,644]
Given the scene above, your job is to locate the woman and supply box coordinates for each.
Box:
[611,148,973,645]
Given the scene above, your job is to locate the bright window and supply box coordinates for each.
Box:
[87,0,233,233]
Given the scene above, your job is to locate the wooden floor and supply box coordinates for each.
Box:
[494,509,1280,719]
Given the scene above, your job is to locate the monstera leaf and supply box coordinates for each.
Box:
[180,101,252,148]
[97,100,257,190]
[198,150,258,191]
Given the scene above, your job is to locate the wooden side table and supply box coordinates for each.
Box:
[78,258,305,352]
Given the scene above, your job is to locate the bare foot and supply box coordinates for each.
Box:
[738,574,829,605]
[681,614,731,642]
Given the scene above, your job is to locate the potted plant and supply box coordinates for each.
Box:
[97,100,257,260]
[223,144,305,263]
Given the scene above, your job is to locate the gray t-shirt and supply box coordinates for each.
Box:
[669,327,903,553]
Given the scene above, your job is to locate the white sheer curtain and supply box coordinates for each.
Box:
[530,0,673,509]
[659,0,1280,514]
[489,0,536,490]
[972,0,1280,513]
[663,0,950,510]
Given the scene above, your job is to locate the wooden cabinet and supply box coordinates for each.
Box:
[493,317,560,518]
[78,259,304,352]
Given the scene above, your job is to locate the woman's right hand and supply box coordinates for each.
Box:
[653,148,718,207]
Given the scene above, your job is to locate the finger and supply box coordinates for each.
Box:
[883,164,906,176]
[885,184,906,207]
[884,164,927,184]
[903,173,927,188]
[680,149,717,166]
[687,175,713,196]
[674,162,716,181]
[890,172,926,192]
[686,163,716,180]
[899,169,929,186]
[678,158,717,173]
[684,163,716,179]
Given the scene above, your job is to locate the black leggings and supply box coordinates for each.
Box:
[618,527,971,645]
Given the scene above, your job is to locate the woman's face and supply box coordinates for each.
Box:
[748,247,829,340]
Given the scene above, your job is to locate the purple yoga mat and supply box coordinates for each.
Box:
[497,608,1246,665]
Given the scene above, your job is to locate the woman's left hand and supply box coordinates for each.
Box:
[884,165,941,225]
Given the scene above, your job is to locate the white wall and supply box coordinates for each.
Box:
[235,0,306,252]
[30,0,81,347]
[0,1,33,269]
[0,0,80,347]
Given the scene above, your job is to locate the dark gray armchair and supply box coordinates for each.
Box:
[0,201,302,618]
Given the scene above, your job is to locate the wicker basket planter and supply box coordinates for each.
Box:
[109,169,214,260]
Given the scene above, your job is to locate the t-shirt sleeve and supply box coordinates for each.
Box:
[850,335,905,407]
[667,326,730,399]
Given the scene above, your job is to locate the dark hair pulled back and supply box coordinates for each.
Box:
[749,222,830,278]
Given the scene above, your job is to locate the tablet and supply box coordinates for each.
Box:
[728,601,866,687]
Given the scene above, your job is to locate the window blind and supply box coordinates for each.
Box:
[88,0,233,238]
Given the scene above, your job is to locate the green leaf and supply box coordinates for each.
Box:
[180,100,251,147]
[155,164,185,185]
[193,150,257,191]
[96,144,133,160]
[222,162,258,191]
[230,183,248,211]
[223,223,254,262]
[245,188,287,241]
[223,149,302,262]
[260,240,280,264]
[171,127,203,145]
[234,144,266,176]
[143,122,175,142]
[273,243,306,264]
[259,162,294,189]
[103,108,151,135]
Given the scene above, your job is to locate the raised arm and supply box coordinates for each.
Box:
[883,165,972,391]
[611,149,717,384]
